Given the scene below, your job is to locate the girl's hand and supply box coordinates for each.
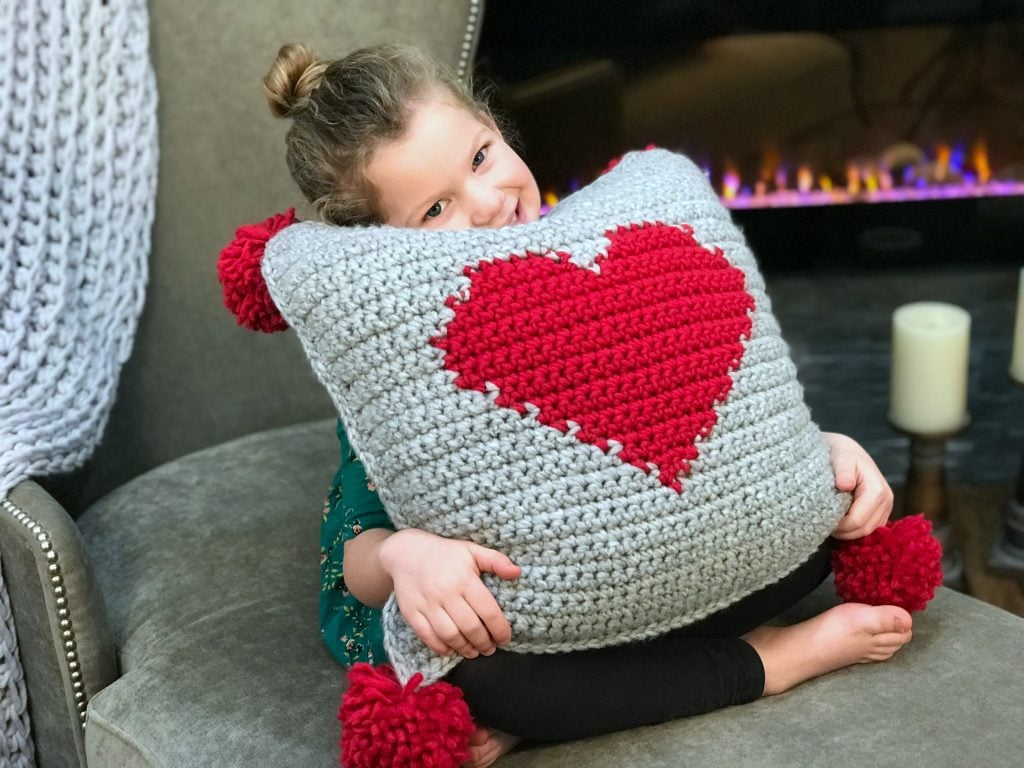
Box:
[378,528,522,659]
[823,432,894,540]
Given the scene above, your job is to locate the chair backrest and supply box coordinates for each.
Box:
[62,0,484,510]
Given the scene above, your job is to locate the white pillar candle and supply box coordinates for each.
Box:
[1011,267,1024,384]
[890,302,970,435]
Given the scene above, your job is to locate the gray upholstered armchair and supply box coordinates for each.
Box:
[2,1,1023,766]
[2,1,481,765]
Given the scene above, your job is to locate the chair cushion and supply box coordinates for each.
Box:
[77,420,1024,766]
[79,420,343,766]
[503,584,1024,767]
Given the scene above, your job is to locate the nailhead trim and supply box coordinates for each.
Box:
[0,0,488,737]
[457,0,481,79]
[2,496,88,728]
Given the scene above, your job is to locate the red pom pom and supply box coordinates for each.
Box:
[217,209,296,332]
[339,663,475,768]
[832,514,944,612]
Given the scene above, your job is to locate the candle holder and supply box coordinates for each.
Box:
[988,380,1024,578]
[888,301,971,591]
[892,419,968,591]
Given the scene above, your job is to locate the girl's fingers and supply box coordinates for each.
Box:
[834,498,892,539]
[838,476,894,535]
[834,501,870,536]
[833,457,859,492]
[861,486,893,532]
[405,611,456,657]
[846,498,877,531]
[469,543,522,581]
[825,432,894,540]
[445,598,495,656]
[831,525,862,541]
[464,579,512,647]
[825,433,860,491]
[833,508,874,539]
[427,606,480,658]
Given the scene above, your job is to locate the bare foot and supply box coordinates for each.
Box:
[742,603,913,696]
[463,727,521,768]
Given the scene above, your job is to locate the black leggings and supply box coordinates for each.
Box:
[445,540,834,742]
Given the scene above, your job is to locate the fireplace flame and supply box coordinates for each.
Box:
[935,144,951,183]
[846,164,861,195]
[973,139,991,184]
[714,138,1024,208]
[864,168,879,195]
[722,164,740,201]
[538,140,1021,214]
[797,166,813,194]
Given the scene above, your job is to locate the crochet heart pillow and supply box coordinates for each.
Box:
[260,149,851,689]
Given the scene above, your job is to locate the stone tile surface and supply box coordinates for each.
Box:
[764,265,1023,486]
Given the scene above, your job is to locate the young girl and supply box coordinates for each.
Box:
[264,43,912,768]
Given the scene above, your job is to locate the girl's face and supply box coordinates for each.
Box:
[365,94,541,231]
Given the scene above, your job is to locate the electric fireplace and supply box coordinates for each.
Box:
[718,139,1024,272]
[479,2,1024,272]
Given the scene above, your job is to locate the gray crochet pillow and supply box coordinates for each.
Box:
[263,149,848,686]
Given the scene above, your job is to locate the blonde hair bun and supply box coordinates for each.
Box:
[265,43,497,225]
[263,43,327,118]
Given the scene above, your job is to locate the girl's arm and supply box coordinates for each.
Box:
[335,420,521,658]
[342,527,397,607]
[345,528,521,659]
[822,432,894,540]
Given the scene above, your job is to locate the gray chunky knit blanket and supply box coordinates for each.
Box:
[0,0,156,762]
[263,149,848,686]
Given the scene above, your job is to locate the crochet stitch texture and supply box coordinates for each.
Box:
[263,149,849,686]
[0,0,156,763]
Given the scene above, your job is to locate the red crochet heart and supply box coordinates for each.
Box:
[431,222,755,492]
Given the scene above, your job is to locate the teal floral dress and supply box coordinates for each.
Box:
[320,419,395,666]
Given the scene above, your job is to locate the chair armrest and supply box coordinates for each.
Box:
[1,480,119,768]
[495,58,626,191]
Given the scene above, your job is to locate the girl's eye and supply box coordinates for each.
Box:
[473,146,488,169]
[425,200,446,219]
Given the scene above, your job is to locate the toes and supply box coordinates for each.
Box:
[872,629,913,660]
[866,650,897,662]
[877,628,912,643]
[464,744,500,768]
[464,729,521,767]
[868,605,913,635]
[469,727,492,747]
[873,642,904,656]
[887,607,913,633]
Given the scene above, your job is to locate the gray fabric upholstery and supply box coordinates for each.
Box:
[79,421,334,668]
[504,585,1024,767]
[79,421,341,766]
[69,0,484,511]
[6,2,485,765]
[12,0,1024,764]
[77,420,1024,767]
[1,482,118,768]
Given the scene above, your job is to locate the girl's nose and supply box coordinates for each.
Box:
[469,182,505,227]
